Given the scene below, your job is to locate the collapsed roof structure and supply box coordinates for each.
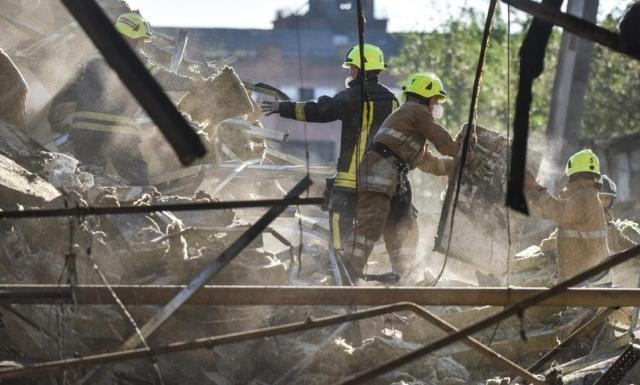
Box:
[0,1,640,384]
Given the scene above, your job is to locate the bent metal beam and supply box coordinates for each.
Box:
[2,285,640,307]
[0,302,545,384]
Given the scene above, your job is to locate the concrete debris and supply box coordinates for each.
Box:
[0,151,60,208]
[0,2,639,385]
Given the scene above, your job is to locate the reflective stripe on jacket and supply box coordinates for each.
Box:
[70,111,139,135]
[373,101,460,169]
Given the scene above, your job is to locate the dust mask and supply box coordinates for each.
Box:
[430,103,444,120]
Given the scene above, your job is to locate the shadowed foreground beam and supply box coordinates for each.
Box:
[2,285,640,307]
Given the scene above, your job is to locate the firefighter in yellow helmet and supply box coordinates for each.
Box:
[48,11,198,185]
[338,72,463,283]
[261,43,399,272]
[525,149,610,281]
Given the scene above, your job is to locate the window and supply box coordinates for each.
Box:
[282,140,336,163]
[333,34,349,45]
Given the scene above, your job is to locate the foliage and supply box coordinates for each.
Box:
[388,6,639,141]
[582,14,640,139]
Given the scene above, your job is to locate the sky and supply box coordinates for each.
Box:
[124,0,626,32]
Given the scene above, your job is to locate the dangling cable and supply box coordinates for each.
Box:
[427,0,500,287]
[354,0,369,277]
[294,2,311,178]
[471,5,515,373]
[505,3,513,287]
[84,241,166,385]
[294,0,311,276]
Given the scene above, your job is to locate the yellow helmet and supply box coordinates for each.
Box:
[565,149,600,176]
[342,44,386,72]
[402,72,448,102]
[115,12,152,41]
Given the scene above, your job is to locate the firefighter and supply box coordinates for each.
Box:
[525,149,609,280]
[600,175,639,253]
[49,12,198,185]
[338,72,461,282]
[0,49,27,129]
[260,44,399,263]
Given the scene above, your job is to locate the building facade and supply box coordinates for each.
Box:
[157,0,402,163]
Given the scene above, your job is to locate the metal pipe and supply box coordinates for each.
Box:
[0,197,323,219]
[3,285,640,307]
[338,245,640,385]
[0,302,543,383]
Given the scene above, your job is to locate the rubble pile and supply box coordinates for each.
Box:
[0,1,639,385]
[435,125,542,279]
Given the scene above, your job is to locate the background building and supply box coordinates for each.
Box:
[157,0,402,163]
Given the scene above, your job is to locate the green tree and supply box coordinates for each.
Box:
[388,6,639,141]
[582,14,640,139]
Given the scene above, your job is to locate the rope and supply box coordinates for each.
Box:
[293,0,311,276]
[506,3,513,286]
[427,0,500,287]
[469,6,515,374]
[355,0,369,277]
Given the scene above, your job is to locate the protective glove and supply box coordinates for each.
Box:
[260,100,280,116]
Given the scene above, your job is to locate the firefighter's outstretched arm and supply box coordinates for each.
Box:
[261,94,344,123]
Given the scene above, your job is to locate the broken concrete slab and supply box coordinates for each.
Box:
[435,125,542,277]
[0,152,60,208]
[178,66,254,134]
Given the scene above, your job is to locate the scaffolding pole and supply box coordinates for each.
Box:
[0,302,545,384]
[3,285,640,307]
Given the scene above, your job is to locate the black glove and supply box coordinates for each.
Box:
[322,177,335,212]
[260,100,280,116]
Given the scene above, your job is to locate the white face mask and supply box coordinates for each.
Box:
[430,103,444,120]
[344,75,354,88]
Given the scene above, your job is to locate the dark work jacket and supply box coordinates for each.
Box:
[49,52,192,137]
[278,76,398,190]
